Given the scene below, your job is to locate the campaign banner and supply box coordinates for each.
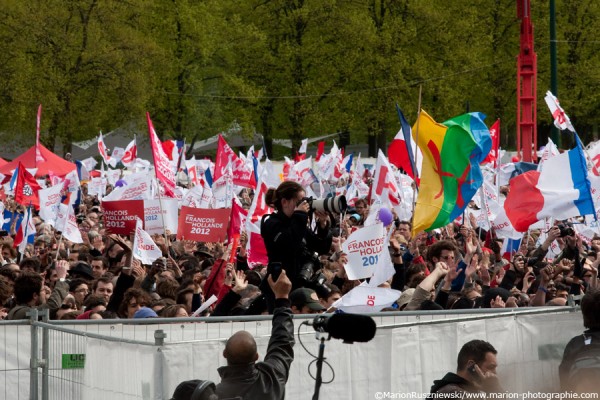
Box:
[143,199,178,235]
[103,200,145,235]
[38,184,63,225]
[177,206,230,242]
[341,223,386,280]
[132,218,162,265]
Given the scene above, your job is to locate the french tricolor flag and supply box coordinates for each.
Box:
[501,238,522,261]
[504,136,595,232]
[388,105,422,183]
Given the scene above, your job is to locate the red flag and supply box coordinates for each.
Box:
[15,162,42,209]
[481,119,500,167]
[315,141,325,161]
[147,113,176,197]
[294,152,306,162]
[35,105,45,164]
[227,199,248,240]
[204,259,227,300]
[213,135,256,188]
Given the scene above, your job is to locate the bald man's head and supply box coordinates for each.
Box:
[223,330,258,365]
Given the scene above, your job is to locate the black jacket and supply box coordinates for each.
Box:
[216,298,295,400]
[429,372,502,398]
[261,211,332,288]
[559,329,600,392]
[429,372,475,396]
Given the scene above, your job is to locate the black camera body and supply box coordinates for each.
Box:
[558,224,575,238]
[296,244,329,296]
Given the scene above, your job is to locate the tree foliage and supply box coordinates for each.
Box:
[0,0,595,157]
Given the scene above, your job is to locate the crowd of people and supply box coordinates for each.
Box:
[0,173,597,322]
[0,167,596,398]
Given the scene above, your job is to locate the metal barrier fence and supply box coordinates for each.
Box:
[0,307,583,400]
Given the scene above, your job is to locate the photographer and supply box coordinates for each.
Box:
[261,181,333,311]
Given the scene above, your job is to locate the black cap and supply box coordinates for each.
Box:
[171,379,216,400]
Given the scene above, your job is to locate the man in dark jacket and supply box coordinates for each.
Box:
[429,340,502,398]
[559,287,600,394]
[216,270,294,400]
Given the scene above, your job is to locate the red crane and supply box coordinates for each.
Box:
[516,0,538,162]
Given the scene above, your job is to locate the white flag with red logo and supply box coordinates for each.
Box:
[132,217,162,265]
[63,206,83,244]
[97,131,111,166]
[332,283,401,313]
[587,140,600,177]
[544,91,576,132]
[122,137,137,168]
[245,167,274,229]
[537,138,560,173]
[213,135,256,188]
[372,149,401,208]
[481,119,500,167]
[147,113,176,197]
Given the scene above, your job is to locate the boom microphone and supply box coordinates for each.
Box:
[311,313,376,343]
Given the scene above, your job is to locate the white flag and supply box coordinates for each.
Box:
[544,91,575,132]
[63,206,83,244]
[38,183,64,225]
[332,283,401,313]
[299,138,308,154]
[341,223,386,280]
[132,217,162,265]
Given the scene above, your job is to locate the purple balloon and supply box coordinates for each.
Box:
[115,179,127,188]
[378,207,394,226]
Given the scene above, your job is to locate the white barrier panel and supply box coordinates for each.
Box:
[0,310,586,399]
[157,311,585,399]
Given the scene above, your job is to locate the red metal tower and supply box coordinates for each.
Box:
[516,0,538,162]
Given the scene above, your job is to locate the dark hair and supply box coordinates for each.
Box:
[118,288,152,318]
[19,258,42,273]
[581,288,600,330]
[160,304,188,318]
[427,240,457,263]
[83,294,107,310]
[69,278,89,293]
[157,279,179,301]
[457,339,497,371]
[265,181,304,212]
[13,271,43,304]
[354,198,368,208]
[92,276,113,292]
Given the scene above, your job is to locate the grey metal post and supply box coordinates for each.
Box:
[41,309,49,400]
[28,309,39,400]
[154,329,167,346]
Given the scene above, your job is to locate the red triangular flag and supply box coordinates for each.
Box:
[15,162,42,209]
[315,141,325,161]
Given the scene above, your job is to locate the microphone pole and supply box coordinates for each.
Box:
[312,336,327,400]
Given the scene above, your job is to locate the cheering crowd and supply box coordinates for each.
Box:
[0,169,596,323]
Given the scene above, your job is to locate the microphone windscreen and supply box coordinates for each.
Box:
[326,313,376,343]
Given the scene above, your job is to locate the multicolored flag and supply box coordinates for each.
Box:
[412,110,491,234]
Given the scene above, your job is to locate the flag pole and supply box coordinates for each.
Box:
[410,85,423,233]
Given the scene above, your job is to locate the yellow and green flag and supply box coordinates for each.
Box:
[412,110,491,234]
